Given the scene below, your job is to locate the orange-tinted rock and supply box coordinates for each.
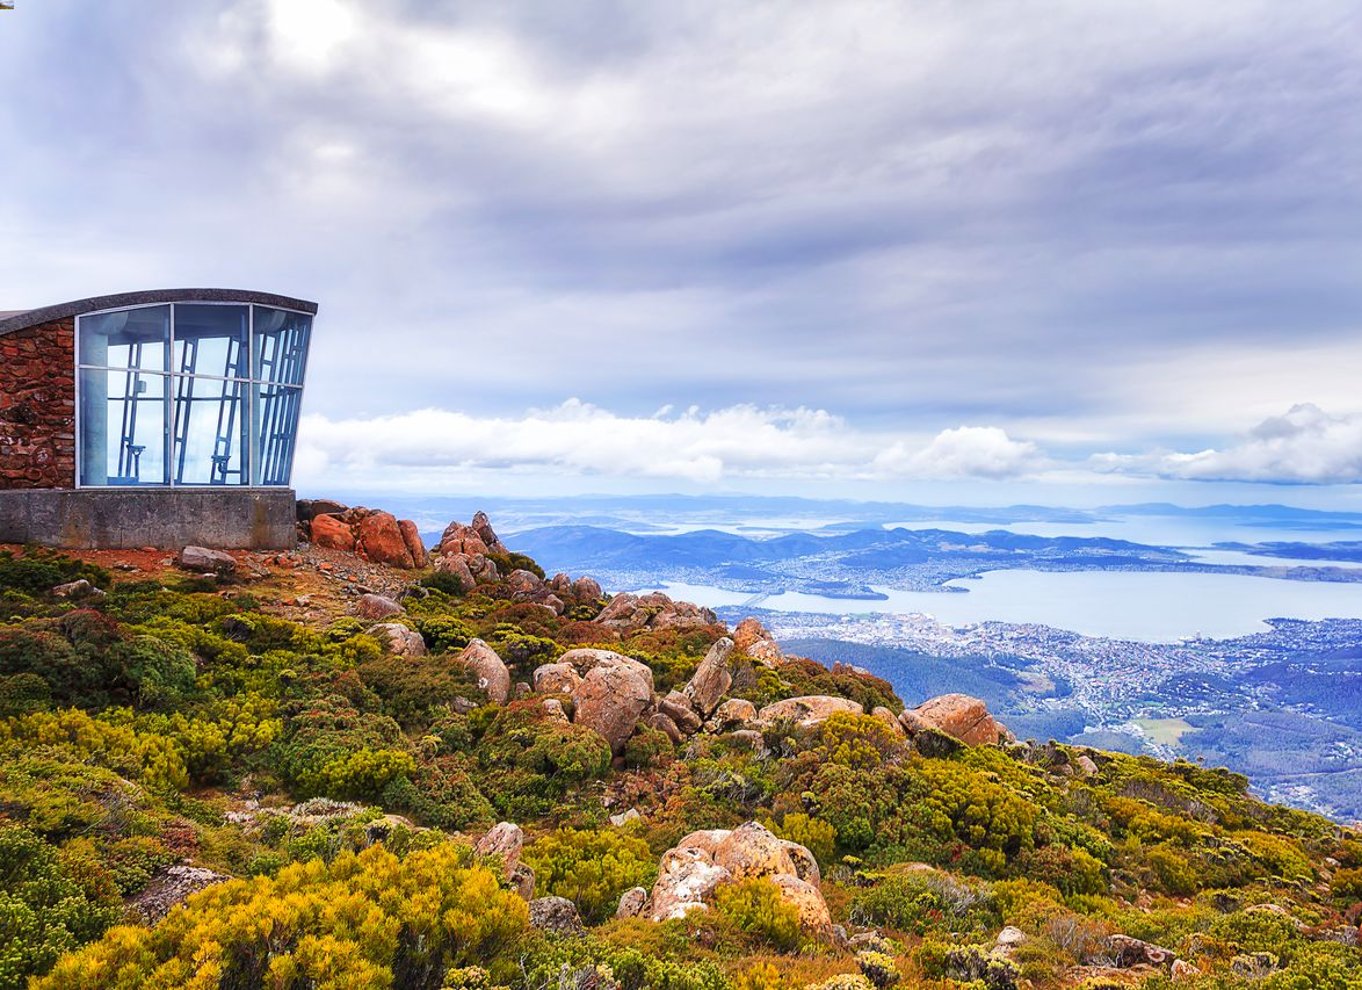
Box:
[458,639,511,705]
[311,513,355,551]
[398,519,427,567]
[358,511,416,569]
[572,653,656,753]
[907,693,1013,746]
[756,695,864,727]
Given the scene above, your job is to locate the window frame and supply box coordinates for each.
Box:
[74,299,312,489]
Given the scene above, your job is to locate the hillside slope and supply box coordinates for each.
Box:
[0,511,1359,989]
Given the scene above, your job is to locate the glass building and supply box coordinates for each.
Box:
[74,297,312,488]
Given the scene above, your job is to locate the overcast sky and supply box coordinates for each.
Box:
[2,1,1360,505]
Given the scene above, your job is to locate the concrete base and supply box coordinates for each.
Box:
[0,488,298,550]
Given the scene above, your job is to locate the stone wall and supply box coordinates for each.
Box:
[0,489,298,550]
[0,318,76,489]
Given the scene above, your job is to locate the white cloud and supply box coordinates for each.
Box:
[295,400,1044,487]
[873,426,1043,480]
[1092,404,1362,484]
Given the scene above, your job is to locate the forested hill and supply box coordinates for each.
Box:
[0,509,1359,989]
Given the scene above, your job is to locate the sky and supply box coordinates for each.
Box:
[2,1,1361,506]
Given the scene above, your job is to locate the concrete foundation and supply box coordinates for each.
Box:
[0,488,297,550]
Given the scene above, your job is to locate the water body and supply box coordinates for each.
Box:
[638,571,1362,643]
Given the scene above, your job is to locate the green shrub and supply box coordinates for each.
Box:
[713,878,803,952]
[523,828,656,925]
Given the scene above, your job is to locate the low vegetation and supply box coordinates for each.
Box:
[0,536,1358,989]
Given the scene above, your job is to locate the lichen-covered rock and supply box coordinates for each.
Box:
[354,593,403,621]
[645,710,685,744]
[904,694,1013,746]
[757,695,864,727]
[734,617,784,664]
[683,637,734,716]
[649,846,732,921]
[366,622,427,658]
[616,886,649,919]
[1108,933,1176,968]
[475,821,524,870]
[458,639,511,704]
[650,822,830,931]
[508,862,536,901]
[128,865,228,924]
[593,592,717,633]
[572,653,655,753]
[529,895,584,935]
[532,662,581,695]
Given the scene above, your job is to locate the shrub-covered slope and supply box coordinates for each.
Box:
[0,524,1359,990]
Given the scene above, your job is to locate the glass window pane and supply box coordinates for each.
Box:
[79,305,170,372]
[78,368,169,486]
[172,374,250,485]
[173,304,249,379]
[252,384,302,486]
[252,307,311,386]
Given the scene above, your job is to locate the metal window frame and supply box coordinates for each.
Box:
[73,299,312,490]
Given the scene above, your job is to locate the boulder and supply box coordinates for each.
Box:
[871,706,907,735]
[506,569,543,595]
[710,698,758,731]
[475,821,524,870]
[572,653,656,753]
[1171,959,1201,981]
[297,498,348,521]
[995,926,1027,953]
[177,546,236,574]
[550,573,573,594]
[532,662,581,695]
[366,623,427,658]
[354,593,403,621]
[310,513,355,551]
[713,821,800,882]
[770,873,832,929]
[649,822,830,931]
[398,519,427,567]
[734,617,784,664]
[683,638,735,716]
[609,807,642,827]
[659,692,704,735]
[458,639,511,704]
[649,846,732,921]
[433,553,477,592]
[541,698,569,722]
[128,865,228,924]
[358,511,416,569]
[645,711,685,744]
[558,647,635,676]
[1075,754,1100,777]
[593,592,717,633]
[470,510,508,553]
[572,576,602,600]
[51,578,99,599]
[616,886,649,919]
[757,696,864,728]
[529,896,584,935]
[905,694,1013,746]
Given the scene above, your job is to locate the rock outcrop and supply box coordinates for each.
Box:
[532,662,581,695]
[899,693,1013,746]
[646,822,831,930]
[529,896,585,935]
[593,592,718,634]
[733,617,785,664]
[301,505,426,569]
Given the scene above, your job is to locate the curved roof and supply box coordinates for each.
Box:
[0,288,318,337]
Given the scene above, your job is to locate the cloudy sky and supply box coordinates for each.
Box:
[2,1,1360,505]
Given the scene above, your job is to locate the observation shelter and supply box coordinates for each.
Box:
[0,289,315,549]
